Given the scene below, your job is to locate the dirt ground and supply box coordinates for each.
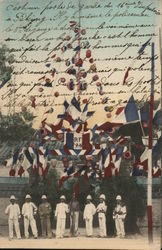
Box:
[0,228,161,250]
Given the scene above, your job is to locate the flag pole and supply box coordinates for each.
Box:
[77,0,81,95]
[147,42,154,244]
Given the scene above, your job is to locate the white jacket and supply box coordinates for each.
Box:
[5,204,21,220]
[83,203,96,220]
[55,202,69,219]
[96,202,107,218]
[113,204,127,219]
[22,202,37,220]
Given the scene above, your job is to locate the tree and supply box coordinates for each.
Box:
[0,45,36,144]
[0,111,36,143]
[0,111,37,164]
[100,176,146,235]
[0,44,14,88]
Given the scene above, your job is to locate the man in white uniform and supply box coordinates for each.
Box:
[22,194,38,239]
[96,194,107,237]
[113,195,127,238]
[5,195,21,240]
[55,195,69,238]
[83,195,96,237]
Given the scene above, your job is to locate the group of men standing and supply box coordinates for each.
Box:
[5,193,127,240]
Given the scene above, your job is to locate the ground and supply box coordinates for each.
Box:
[0,228,161,250]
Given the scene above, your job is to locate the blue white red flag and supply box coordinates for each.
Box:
[114,95,139,123]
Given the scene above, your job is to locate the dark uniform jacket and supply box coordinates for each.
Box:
[39,202,52,218]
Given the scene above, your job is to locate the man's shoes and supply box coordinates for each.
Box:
[56,236,63,239]
[34,236,38,239]
[120,235,125,239]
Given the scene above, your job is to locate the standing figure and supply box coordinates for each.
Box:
[113,195,127,238]
[55,195,69,239]
[5,195,21,240]
[39,195,52,238]
[83,195,96,237]
[22,194,38,239]
[96,194,107,237]
[69,194,80,237]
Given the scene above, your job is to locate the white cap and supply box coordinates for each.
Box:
[100,194,106,200]
[41,195,47,199]
[60,195,65,200]
[25,194,31,199]
[86,195,92,200]
[116,195,122,200]
[10,195,16,200]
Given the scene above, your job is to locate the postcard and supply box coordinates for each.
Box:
[0,0,161,249]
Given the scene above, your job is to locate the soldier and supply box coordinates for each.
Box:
[113,195,127,238]
[69,194,80,237]
[83,195,96,237]
[5,195,21,240]
[22,194,38,239]
[96,194,107,237]
[39,195,52,238]
[55,195,69,239]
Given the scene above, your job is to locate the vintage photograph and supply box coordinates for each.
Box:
[0,0,161,249]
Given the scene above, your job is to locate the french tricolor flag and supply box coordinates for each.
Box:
[114,95,139,124]
[21,148,33,170]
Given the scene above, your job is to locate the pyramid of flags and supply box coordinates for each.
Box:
[40,97,100,156]
[28,21,106,110]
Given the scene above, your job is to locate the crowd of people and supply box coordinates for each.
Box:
[5,193,127,240]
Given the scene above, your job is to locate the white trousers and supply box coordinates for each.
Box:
[85,218,93,236]
[24,217,38,238]
[70,211,79,236]
[8,219,21,239]
[98,216,107,237]
[56,218,66,238]
[115,218,125,237]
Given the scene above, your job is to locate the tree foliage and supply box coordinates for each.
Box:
[0,111,36,143]
[100,176,146,235]
[0,44,14,84]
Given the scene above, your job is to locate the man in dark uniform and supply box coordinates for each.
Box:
[39,195,52,238]
[69,194,80,237]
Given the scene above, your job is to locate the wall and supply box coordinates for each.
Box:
[137,198,161,237]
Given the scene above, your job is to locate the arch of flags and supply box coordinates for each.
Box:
[4,94,161,184]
